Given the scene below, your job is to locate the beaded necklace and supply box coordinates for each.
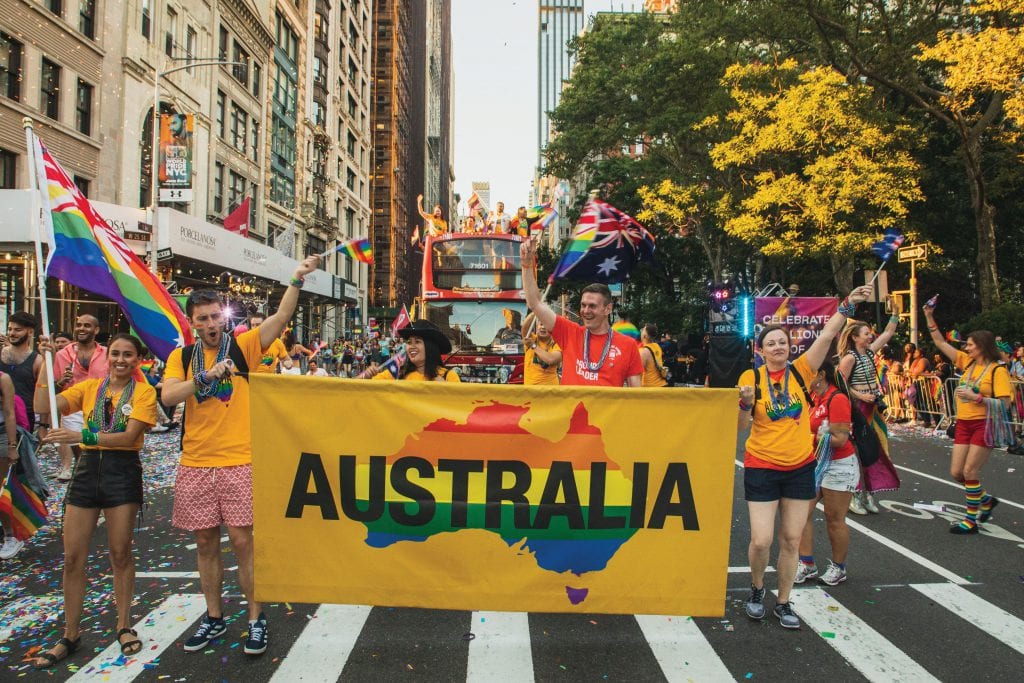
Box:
[191,333,234,403]
[959,361,992,394]
[87,377,136,433]
[583,328,614,372]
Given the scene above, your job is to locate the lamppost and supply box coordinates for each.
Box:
[149,57,246,275]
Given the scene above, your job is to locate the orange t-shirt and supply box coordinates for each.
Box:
[164,328,265,467]
[739,355,815,470]
[551,316,642,386]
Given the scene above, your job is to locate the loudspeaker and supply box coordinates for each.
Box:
[708,336,750,388]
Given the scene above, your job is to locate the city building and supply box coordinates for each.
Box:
[471,180,490,211]
[644,0,678,12]
[0,0,372,342]
[538,0,584,167]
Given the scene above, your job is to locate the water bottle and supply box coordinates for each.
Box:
[818,418,830,440]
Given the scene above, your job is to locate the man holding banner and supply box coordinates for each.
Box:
[520,238,641,387]
[160,254,320,657]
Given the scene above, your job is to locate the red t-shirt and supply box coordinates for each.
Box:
[809,386,856,460]
[551,316,643,386]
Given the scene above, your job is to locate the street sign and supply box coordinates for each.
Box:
[157,248,173,261]
[898,244,928,262]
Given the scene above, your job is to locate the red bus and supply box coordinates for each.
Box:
[417,232,527,383]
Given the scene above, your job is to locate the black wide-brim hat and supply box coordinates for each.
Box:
[398,320,452,354]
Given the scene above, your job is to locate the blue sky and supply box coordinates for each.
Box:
[450,1,642,214]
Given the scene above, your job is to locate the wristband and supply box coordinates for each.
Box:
[290,276,305,289]
[81,429,99,446]
[889,315,899,325]
[974,393,984,404]
[739,400,753,411]
[837,297,857,317]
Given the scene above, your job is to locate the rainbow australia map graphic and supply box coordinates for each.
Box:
[285,401,700,606]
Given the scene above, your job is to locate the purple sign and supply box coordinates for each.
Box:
[753,297,838,366]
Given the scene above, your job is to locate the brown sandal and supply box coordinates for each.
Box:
[118,627,143,656]
[32,636,81,669]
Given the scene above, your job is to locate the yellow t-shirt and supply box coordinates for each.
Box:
[955,351,1012,420]
[373,366,462,382]
[60,377,158,451]
[164,328,265,467]
[641,343,668,388]
[738,355,815,469]
[254,337,289,374]
[524,338,561,386]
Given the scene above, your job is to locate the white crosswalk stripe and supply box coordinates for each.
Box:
[270,604,372,682]
[910,583,1024,656]
[785,587,941,683]
[466,611,534,682]
[66,593,207,682]
[635,614,735,682]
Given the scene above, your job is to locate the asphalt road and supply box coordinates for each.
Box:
[1,425,1022,682]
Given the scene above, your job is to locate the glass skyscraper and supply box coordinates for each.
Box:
[538,0,584,167]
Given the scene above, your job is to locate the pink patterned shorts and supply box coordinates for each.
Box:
[172,463,253,530]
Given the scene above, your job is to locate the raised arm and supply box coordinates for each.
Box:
[416,194,431,222]
[868,295,901,353]
[922,305,959,363]
[260,256,321,349]
[519,238,556,332]
[804,286,874,372]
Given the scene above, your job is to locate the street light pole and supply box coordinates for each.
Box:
[149,58,245,275]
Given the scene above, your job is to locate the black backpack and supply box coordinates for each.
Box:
[753,363,811,405]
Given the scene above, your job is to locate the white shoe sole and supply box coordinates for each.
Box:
[820,575,847,586]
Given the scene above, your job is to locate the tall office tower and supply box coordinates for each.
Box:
[471,181,491,210]
[537,0,584,168]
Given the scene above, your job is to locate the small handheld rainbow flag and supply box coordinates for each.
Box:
[946,330,962,343]
[612,321,640,341]
[931,379,943,402]
[0,469,48,541]
[322,237,373,264]
[527,204,558,235]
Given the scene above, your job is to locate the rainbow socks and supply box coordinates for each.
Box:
[951,480,984,534]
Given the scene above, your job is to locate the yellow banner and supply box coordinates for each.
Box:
[251,377,737,615]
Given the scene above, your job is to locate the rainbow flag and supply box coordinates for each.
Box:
[946,330,962,343]
[31,135,192,361]
[140,360,156,374]
[548,199,655,284]
[612,321,640,341]
[931,379,943,402]
[0,470,48,541]
[527,204,558,235]
[333,237,374,264]
[549,201,600,281]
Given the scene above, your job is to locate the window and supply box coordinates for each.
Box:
[347,94,356,118]
[230,103,247,153]
[47,0,62,18]
[79,0,96,39]
[345,208,355,237]
[228,170,247,211]
[306,235,326,258]
[218,26,228,60]
[232,41,249,86]
[73,175,89,197]
[0,148,15,189]
[346,168,356,191]
[271,13,298,209]
[252,62,261,97]
[141,0,151,39]
[347,132,356,157]
[213,162,224,212]
[216,90,225,138]
[40,59,60,119]
[1,33,22,101]
[251,121,260,160]
[75,79,92,135]
[185,27,197,71]
[165,8,177,57]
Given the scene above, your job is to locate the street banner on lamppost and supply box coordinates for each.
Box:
[158,113,193,202]
[250,378,738,615]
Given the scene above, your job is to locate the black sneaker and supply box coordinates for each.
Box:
[745,585,767,620]
[244,613,268,655]
[183,614,227,652]
[978,497,999,523]
[773,601,801,629]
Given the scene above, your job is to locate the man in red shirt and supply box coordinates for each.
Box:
[520,238,642,387]
[51,315,109,481]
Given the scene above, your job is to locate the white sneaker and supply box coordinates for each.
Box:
[864,492,880,514]
[0,536,24,560]
[849,493,868,516]
[794,562,818,584]
[819,560,847,586]
[56,468,73,482]
[150,424,170,433]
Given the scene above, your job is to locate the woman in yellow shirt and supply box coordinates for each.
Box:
[639,323,668,388]
[736,285,873,629]
[924,304,1012,534]
[32,334,157,668]
[417,194,449,238]
[521,313,562,385]
[374,320,461,382]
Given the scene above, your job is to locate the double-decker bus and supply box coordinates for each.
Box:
[417,232,527,383]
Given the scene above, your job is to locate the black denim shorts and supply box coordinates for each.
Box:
[67,450,144,509]
[744,460,816,502]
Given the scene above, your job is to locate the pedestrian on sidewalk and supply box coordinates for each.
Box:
[161,255,320,657]
[923,304,1012,535]
[796,359,858,587]
[30,334,157,668]
[836,310,902,516]
[737,285,873,630]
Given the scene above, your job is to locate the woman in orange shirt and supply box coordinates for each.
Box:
[923,304,1012,534]
[737,285,873,630]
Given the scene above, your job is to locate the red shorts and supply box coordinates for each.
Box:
[954,418,988,447]
[172,463,253,531]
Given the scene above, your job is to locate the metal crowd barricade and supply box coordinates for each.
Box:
[881,372,953,430]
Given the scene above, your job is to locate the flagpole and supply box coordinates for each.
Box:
[22,118,60,424]
[865,259,889,288]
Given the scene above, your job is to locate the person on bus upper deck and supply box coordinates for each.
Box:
[417,194,448,237]
[486,202,511,234]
